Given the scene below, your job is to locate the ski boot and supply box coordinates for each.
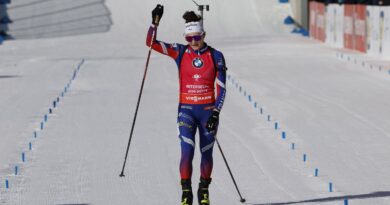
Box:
[197,178,212,205]
[181,179,193,205]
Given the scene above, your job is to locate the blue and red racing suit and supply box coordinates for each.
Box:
[146,25,227,180]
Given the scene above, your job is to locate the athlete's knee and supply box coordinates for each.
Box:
[199,138,214,166]
[200,139,215,154]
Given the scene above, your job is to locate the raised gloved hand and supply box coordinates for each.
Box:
[206,110,220,132]
[152,4,164,25]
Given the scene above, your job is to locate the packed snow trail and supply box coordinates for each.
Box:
[1,0,390,204]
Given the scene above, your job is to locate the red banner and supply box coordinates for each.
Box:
[309,1,317,39]
[309,1,326,42]
[354,5,367,52]
[316,3,326,42]
[344,4,354,50]
[343,4,367,52]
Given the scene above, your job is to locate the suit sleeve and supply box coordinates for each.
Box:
[214,52,227,112]
[146,25,180,59]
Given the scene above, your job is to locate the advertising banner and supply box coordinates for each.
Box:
[326,5,335,45]
[344,4,355,50]
[353,5,367,52]
[335,5,345,48]
[316,3,326,42]
[310,1,317,39]
[366,6,381,56]
[343,4,367,52]
[326,4,344,48]
[380,7,390,59]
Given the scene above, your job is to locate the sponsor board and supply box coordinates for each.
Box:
[310,1,317,39]
[316,3,390,59]
[366,6,381,56]
[326,4,344,48]
[316,3,326,42]
[354,5,367,52]
[309,1,326,42]
[344,4,355,50]
[343,4,367,52]
[381,7,390,59]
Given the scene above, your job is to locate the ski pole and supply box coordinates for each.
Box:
[215,137,246,203]
[119,16,160,177]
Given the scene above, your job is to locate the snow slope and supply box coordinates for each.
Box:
[1,0,390,204]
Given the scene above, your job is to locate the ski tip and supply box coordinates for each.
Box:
[240,198,246,203]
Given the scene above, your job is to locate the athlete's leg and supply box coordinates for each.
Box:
[196,107,215,205]
[178,107,197,180]
[198,108,216,180]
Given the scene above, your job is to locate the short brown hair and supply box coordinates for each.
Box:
[183,11,202,23]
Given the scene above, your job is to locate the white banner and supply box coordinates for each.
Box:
[325,5,334,45]
[380,7,390,60]
[335,4,344,48]
[325,4,344,48]
[366,6,381,56]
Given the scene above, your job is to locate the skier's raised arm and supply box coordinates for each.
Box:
[146,5,180,59]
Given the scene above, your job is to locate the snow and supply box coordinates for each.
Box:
[1,0,390,204]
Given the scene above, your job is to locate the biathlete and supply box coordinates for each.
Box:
[147,5,227,205]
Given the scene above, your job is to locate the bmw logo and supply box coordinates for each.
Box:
[192,58,204,69]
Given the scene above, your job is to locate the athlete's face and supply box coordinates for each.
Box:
[185,32,205,50]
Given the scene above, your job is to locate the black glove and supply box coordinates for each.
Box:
[152,4,164,25]
[206,110,220,132]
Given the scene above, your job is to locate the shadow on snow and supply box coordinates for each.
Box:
[252,191,390,205]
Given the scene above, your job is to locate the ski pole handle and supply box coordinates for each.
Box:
[154,16,161,26]
[151,4,163,25]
